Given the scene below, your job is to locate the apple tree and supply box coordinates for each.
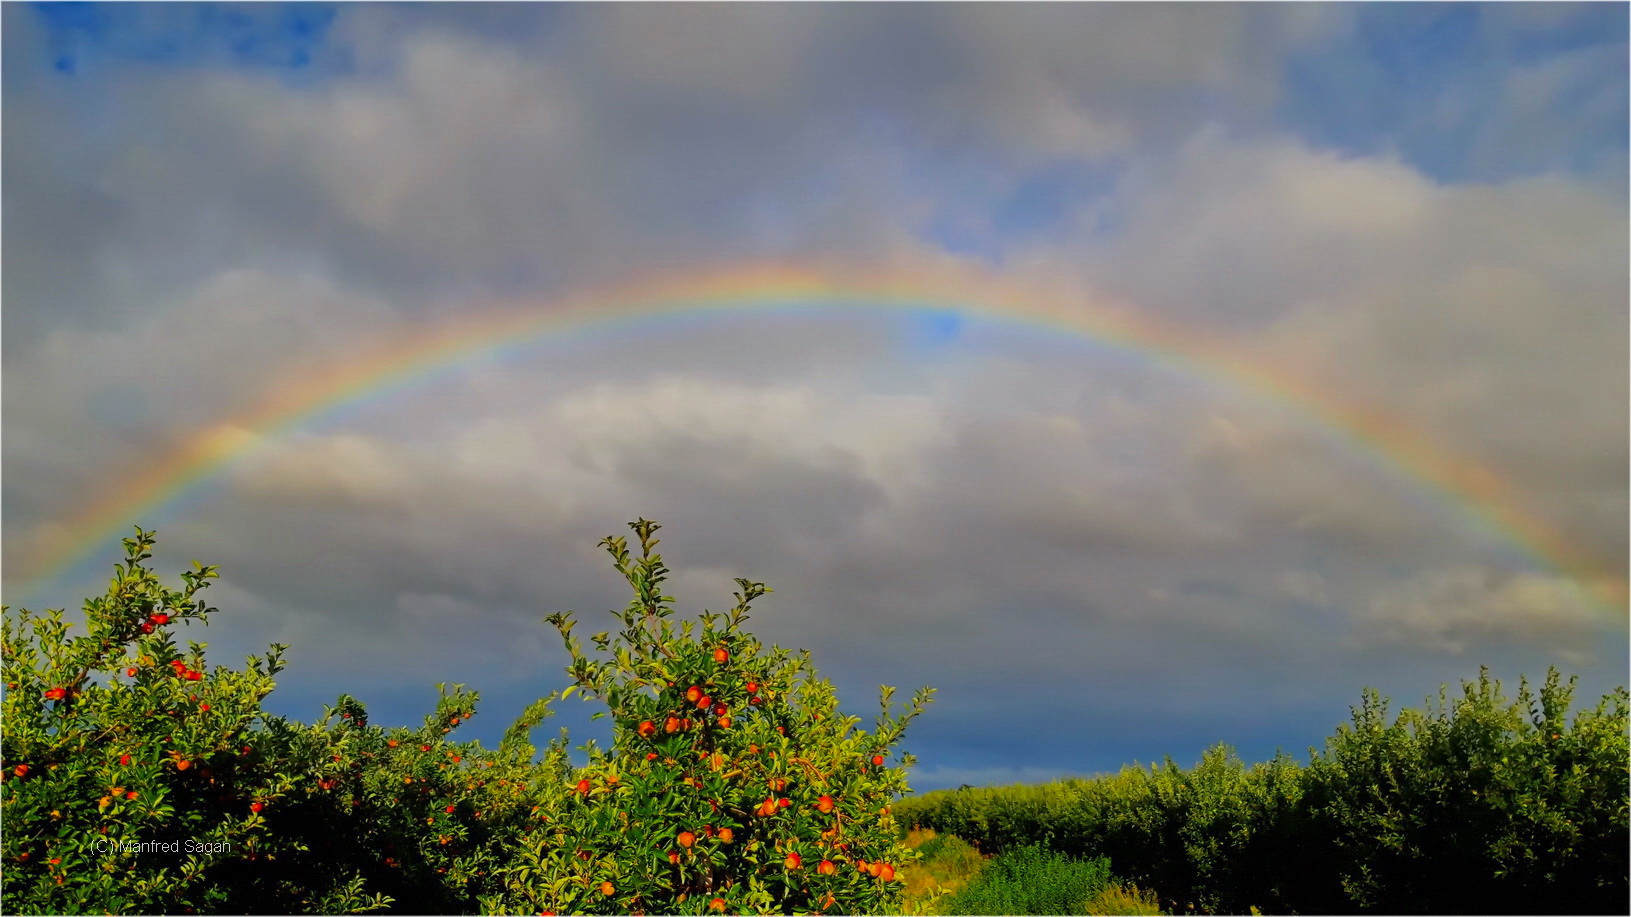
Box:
[487,519,934,915]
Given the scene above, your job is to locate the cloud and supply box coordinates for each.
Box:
[909,765,1099,793]
[3,5,1623,781]
[1058,131,1626,582]
[939,4,1347,150]
[1277,569,1330,607]
[1183,409,1435,561]
[218,31,614,281]
[1466,25,1628,184]
[83,346,1350,679]
[1362,566,1605,661]
[240,433,412,507]
[1,267,395,541]
[1081,133,1439,322]
[581,4,820,105]
[0,5,1372,348]
[162,368,950,623]
[194,579,559,690]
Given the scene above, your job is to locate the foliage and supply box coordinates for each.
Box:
[0,528,389,914]
[494,519,934,915]
[2,520,933,915]
[1311,669,1630,915]
[897,670,1629,915]
[897,828,984,915]
[1081,882,1163,916]
[898,827,1161,917]
[909,830,983,883]
[937,844,1112,916]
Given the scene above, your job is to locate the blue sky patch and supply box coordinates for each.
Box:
[1277,3,1627,183]
[920,158,1121,262]
[31,2,344,78]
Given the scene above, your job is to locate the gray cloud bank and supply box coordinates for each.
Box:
[4,4,1624,784]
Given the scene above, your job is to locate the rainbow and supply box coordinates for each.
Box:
[10,259,1626,615]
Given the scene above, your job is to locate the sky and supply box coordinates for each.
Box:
[3,2,1626,791]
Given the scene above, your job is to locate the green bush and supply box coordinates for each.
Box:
[0,528,598,914]
[899,670,1630,915]
[940,845,1111,916]
[914,830,979,868]
[0,529,390,914]
[898,828,984,914]
[897,750,1322,913]
[491,519,933,915]
[1309,669,1630,915]
[1081,881,1162,916]
[2,520,934,915]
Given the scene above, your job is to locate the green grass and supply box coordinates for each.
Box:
[1082,882,1164,916]
[902,827,1165,916]
[899,828,986,913]
[940,844,1115,915]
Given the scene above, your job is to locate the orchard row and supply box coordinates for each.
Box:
[2,521,934,915]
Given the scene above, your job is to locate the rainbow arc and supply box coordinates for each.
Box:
[11,259,1625,616]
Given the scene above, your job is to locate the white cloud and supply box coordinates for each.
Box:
[1362,566,1604,661]
[1,267,396,565]
[908,764,1097,792]
[584,4,820,105]
[238,433,412,507]
[223,32,595,267]
[544,376,948,501]
[1084,133,1439,321]
[1183,408,1431,559]
[1277,569,1330,607]
[1067,131,1626,584]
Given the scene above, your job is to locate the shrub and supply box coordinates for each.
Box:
[1308,668,1630,915]
[913,830,980,872]
[940,844,1112,916]
[2,519,934,915]
[0,529,389,914]
[898,669,1629,915]
[1081,882,1162,916]
[900,828,985,913]
[491,519,934,915]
